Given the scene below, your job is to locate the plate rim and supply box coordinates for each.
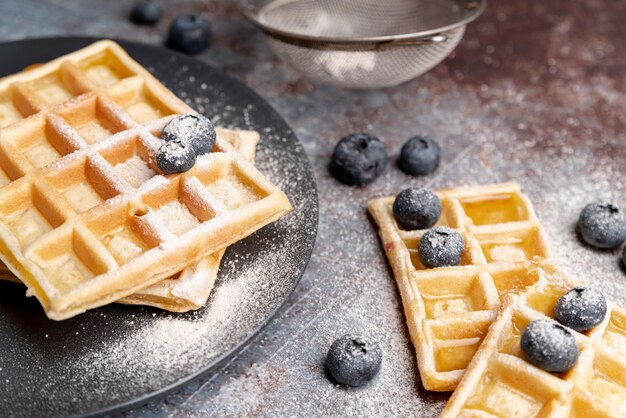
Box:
[0,35,319,417]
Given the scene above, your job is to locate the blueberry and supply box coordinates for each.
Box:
[623,245,626,268]
[329,133,388,185]
[521,319,578,373]
[418,226,464,268]
[162,114,216,156]
[326,334,382,387]
[130,0,163,25]
[398,136,441,176]
[156,139,196,174]
[578,202,626,249]
[392,187,441,230]
[554,287,607,332]
[167,15,212,55]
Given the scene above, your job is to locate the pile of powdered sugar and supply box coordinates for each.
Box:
[70,211,314,405]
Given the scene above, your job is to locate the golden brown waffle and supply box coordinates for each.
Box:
[0,128,261,312]
[0,41,292,320]
[368,182,552,391]
[116,128,261,311]
[0,42,266,314]
[441,262,626,417]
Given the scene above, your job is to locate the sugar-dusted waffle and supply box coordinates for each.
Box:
[0,128,261,312]
[368,182,552,391]
[0,41,292,320]
[441,262,626,417]
[117,128,261,311]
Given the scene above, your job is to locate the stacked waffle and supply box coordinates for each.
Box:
[369,183,625,416]
[0,41,292,320]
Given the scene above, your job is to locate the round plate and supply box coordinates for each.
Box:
[0,37,318,417]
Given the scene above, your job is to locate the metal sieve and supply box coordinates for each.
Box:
[239,0,485,89]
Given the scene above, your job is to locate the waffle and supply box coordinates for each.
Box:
[115,128,261,311]
[441,261,626,417]
[0,41,292,320]
[0,128,261,312]
[368,182,552,391]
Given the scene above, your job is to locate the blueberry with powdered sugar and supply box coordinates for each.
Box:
[578,202,626,249]
[418,226,464,268]
[326,334,382,387]
[162,114,216,156]
[392,187,441,230]
[156,139,196,174]
[521,319,578,373]
[554,287,607,332]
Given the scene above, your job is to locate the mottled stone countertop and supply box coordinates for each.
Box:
[1,0,624,417]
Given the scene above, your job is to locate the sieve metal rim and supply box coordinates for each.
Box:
[239,0,485,48]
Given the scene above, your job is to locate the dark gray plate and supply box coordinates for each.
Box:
[0,37,318,418]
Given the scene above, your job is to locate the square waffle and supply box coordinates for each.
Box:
[0,128,261,313]
[115,128,261,311]
[0,41,292,320]
[441,262,626,417]
[368,182,552,391]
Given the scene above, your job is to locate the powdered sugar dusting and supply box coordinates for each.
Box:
[104,235,143,265]
[70,221,313,407]
[155,201,200,236]
[158,140,193,167]
[114,155,156,188]
[169,263,215,305]
[163,114,197,138]
[183,176,227,217]
[87,153,132,195]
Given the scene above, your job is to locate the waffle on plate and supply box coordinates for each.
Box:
[0,40,292,320]
[0,128,261,313]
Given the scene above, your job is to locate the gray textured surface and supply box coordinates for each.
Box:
[1,1,625,417]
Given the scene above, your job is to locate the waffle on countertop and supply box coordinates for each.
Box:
[368,182,552,391]
[440,261,626,417]
[0,40,292,320]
